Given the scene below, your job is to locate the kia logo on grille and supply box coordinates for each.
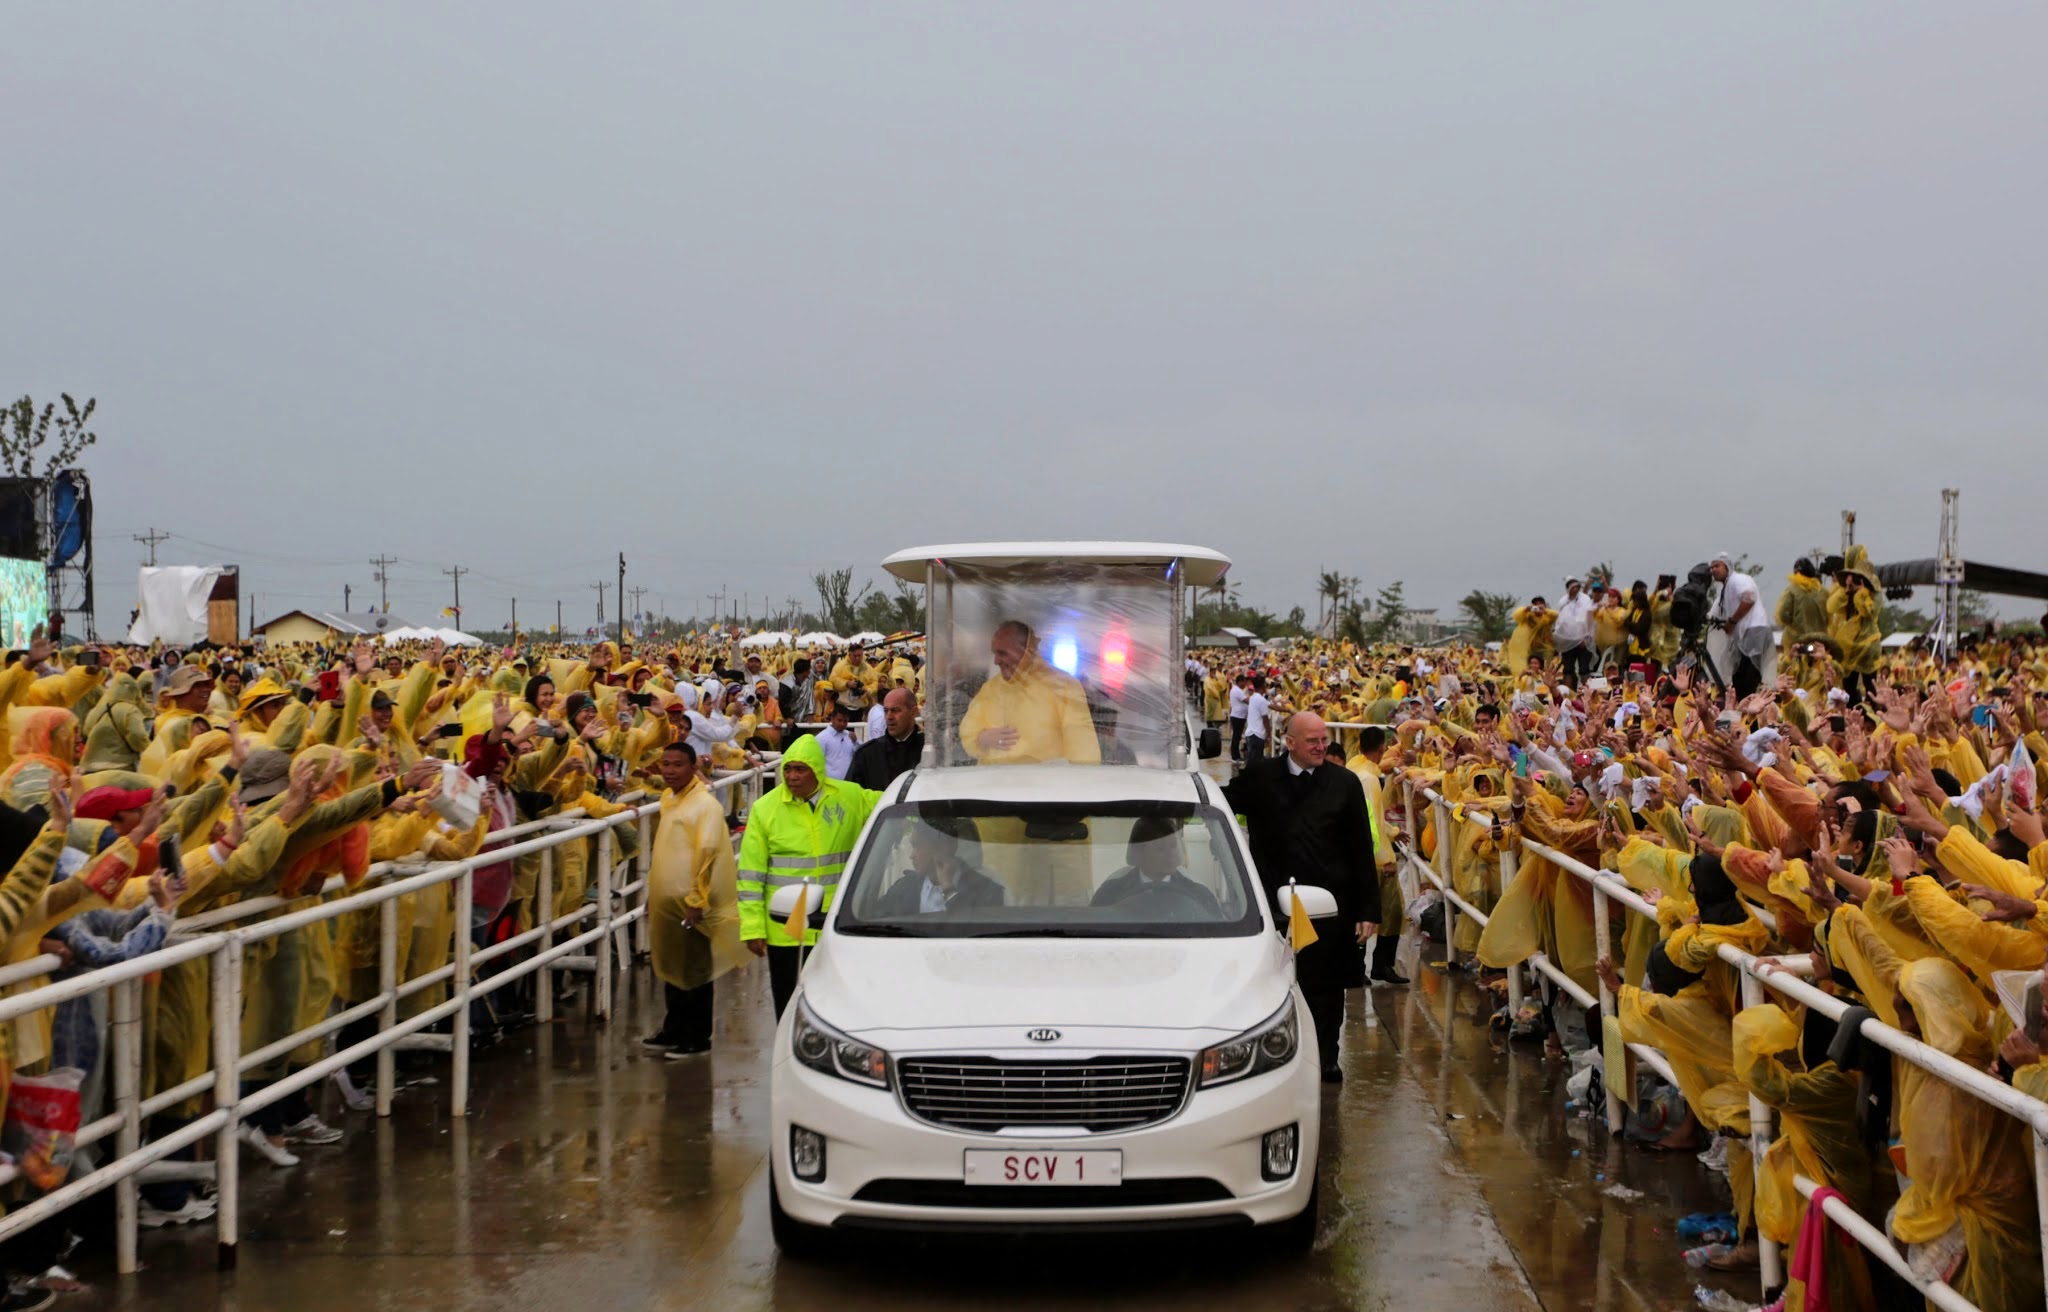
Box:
[1025,1028,1061,1043]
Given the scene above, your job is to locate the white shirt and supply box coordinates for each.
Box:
[1715,571,1769,634]
[1553,592,1597,646]
[864,704,887,741]
[817,726,858,779]
[1245,691,1271,739]
[1228,685,1249,719]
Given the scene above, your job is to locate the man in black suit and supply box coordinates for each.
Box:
[874,817,1005,916]
[1090,814,1224,917]
[847,689,925,792]
[1222,710,1378,1083]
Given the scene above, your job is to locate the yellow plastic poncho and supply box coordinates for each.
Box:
[648,774,744,991]
[958,650,1101,766]
[1732,1005,1879,1311]
[1891,958,2043,1312]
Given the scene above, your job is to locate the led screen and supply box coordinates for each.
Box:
[0,558,48,650]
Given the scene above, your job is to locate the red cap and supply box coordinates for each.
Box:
[76,786,153,822]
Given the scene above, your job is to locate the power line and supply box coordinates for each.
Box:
[132,528,171,567]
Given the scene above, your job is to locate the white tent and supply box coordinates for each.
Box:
[739,631,795,648]
[796,632,846,647]
[379,625,483,647]
[848,631,887,645]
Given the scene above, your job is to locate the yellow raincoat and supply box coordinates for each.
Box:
[648,774,744,990]
[958,650,1101,765]
[1891,959,2043,1311]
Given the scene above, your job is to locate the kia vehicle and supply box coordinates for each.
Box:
[765,544,1327,1251]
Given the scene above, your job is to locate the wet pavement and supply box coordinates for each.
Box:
[61,941,1761,1312]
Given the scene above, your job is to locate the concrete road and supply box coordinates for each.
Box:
[66,948,1749,1312]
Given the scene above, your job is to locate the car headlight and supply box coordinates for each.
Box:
[1198,997,1298,1088]
[791,997,889,1088]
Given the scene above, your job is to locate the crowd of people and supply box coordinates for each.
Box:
[0,544,2041,1311]
[0,622,938,1300]
[1191,557,2048,1312]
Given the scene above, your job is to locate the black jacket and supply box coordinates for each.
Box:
[1223,755,1378,989]
[874,865,1006,917]
[846,729,924,793]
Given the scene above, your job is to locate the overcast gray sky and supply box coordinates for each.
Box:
[7,3,2046,633]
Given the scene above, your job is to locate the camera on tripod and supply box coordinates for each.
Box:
[1668,563,1722,689]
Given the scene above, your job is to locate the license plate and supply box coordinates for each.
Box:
[963,1149,1122,1186]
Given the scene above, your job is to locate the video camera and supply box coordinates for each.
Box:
[1668,563,1715,636]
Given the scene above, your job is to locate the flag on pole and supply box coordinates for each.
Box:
[785,882,810,941]
[1286,880,1317,952]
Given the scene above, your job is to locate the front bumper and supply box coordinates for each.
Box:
[769,1004,1321,1232]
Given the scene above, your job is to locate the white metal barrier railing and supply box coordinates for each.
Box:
[0,763,774,1275]
[1392,774,2048,1311]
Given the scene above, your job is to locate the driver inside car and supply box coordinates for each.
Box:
[1090,815,1222,917]
[876,817,1006,916]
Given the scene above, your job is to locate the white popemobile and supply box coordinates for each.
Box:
[765,543,1330,1252]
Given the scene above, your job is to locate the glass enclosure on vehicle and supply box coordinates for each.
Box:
[836,802,1258,937]
[882,544,1231,771]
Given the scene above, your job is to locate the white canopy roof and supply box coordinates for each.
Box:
[882,542,1231,587]
[795,631,846,647]
[739,631,795,648]
[847,631,888,645]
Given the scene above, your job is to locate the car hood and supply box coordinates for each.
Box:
[800,932,1293,1046]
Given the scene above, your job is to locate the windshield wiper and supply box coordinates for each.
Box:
[837,923,920,937]
[972,928,1077,938]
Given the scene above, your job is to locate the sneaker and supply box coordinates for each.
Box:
[140,1196,217,1228]
[240,1124,300,1168]
[661,1041,712,1060]
[284,1115,344,1146]
[639,1034,681,1053]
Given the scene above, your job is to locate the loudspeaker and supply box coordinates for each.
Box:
[0,479,38,561]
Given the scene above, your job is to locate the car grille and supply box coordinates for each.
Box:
[853,1177,1231,1209]
[895,1056,1192,1133]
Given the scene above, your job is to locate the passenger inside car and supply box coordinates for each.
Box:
[876,817,1006,915]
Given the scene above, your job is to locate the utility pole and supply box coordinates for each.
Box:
[134,528,171,567]
[617,553,627,643]
[628,586,648,636]
[344,584,352,611]
[556,599,563,635]
[592,581,609,635]
[444,565,466,625]
[369,555,397,612]
[511,598,518,637]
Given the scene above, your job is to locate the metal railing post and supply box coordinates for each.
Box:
[1500,845,1523,1024]
[635,811,654,958]
[1432,797,1455,963]
[111,976,142,1274]
[1591,884,1622,1133]
[595,827,615,1023]
[376,895,398,1118]
[1739,970,1783,1296]
[452,865,473,1118]
[535,847,555,1026]
[212,938,243,1270]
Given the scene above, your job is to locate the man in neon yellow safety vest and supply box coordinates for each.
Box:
[737,733,881,1018]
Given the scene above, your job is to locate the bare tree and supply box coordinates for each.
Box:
[811,568,874,634]
[1,395,99,479]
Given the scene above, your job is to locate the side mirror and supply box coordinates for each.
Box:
[767,882,828,929]
[1275,885,1337,920]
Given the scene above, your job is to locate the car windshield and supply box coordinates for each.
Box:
[836,802,1259,939]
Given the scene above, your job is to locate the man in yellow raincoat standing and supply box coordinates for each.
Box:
[643,742,744,1056]
[959,621,1100,765]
